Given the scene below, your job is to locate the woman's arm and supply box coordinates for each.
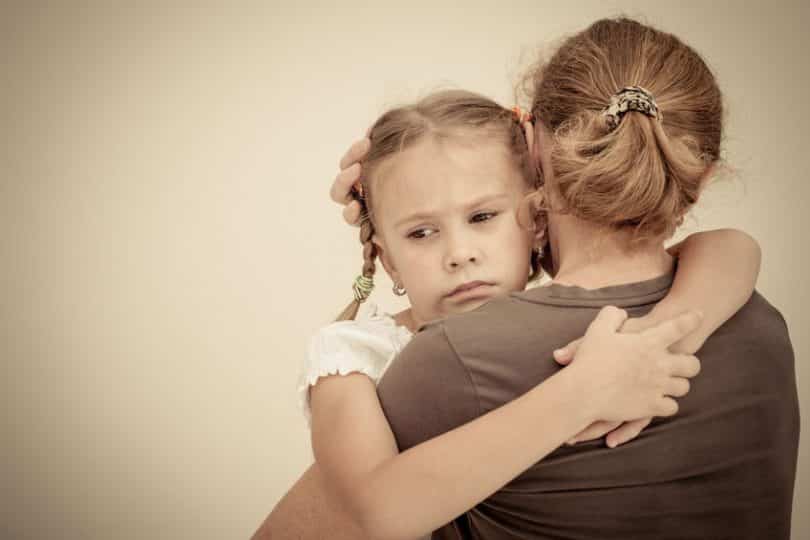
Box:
[298,308,700,540]
[250,463,368,540]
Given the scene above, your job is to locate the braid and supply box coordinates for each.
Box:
[336,197,379,321]
[359,217,378,278]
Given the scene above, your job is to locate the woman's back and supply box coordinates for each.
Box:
[377,278,798,539]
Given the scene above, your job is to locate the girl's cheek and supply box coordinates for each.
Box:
[400,246,432,275]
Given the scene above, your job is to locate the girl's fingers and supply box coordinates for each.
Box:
[331,163,362,203]
[656,397,679,417]
[666,377,691,398]
[605,417,652,448]
[668,354,701,378]
[566,420,621,445]
[552,349,573,365]
[585,306,628,338]
[643,310,703,348]
[553,337,583,365]
[342,201,362,226]
[339,138,371,170]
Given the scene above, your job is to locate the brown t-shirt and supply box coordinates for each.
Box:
[376,273,799,539]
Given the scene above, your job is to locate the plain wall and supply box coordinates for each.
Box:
[2,1,807,538]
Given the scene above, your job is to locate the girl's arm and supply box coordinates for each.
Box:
[558,228,761,447]
[307,371,589,540]
[653,228,761,353]
[302,308,699,540]
[258,229,758,540]
[557,228,761,356]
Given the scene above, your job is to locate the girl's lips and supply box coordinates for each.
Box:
[446,281,494,298]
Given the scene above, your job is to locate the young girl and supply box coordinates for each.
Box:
[255,91,760,539]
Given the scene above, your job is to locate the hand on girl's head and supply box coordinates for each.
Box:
[339,138,371,171]
[331,137,372,226]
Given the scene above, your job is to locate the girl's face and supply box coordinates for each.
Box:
[372,136,536,327]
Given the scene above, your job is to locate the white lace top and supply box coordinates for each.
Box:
[298,304,413,424]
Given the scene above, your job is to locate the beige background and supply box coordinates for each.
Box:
[2,1,807,539]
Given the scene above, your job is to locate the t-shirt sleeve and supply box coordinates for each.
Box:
[376,323,481,452]
[297,318,402,424]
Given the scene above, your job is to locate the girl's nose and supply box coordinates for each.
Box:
[444,244,481,272]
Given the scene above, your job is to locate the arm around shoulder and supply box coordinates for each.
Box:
[655,228,761,353]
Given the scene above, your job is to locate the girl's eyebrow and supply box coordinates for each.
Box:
[394,193,511,228]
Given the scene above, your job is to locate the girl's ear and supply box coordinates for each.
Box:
[518,195,549,254]
[517,192,537,231]
[372,234,401,285]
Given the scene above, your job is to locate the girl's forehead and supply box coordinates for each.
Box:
[373,138,526,214]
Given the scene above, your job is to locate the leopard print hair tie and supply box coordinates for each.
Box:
[603,86,662,131]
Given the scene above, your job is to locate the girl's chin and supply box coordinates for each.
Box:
[444,295,493,315]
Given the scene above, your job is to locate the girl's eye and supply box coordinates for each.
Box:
[407,228,437,240]
[471,211,498,223]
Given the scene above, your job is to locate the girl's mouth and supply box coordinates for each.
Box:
[446,281,494,299]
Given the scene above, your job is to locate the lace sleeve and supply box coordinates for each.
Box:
[297,316,410,424]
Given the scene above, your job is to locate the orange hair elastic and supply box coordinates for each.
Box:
[512,106,535,124]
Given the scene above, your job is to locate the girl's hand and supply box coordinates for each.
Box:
[553,312,683,447]
[555,336,649,448]
[561,306,702,432]
[330,138,371,226]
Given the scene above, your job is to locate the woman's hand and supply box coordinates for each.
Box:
[330,137,371,226]
[560,306,702,441]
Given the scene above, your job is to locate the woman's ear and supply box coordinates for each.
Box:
[533,220,548,248]
[372,234,401,285]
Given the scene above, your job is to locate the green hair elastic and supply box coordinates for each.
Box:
[352,275,375,303]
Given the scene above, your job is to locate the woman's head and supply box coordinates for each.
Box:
[528,17,723,242]
[341,90,544,326]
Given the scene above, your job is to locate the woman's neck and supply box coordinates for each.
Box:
[548,213,674,290]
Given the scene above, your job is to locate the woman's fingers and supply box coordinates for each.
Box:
[605,417,652,448]
[339,138,371,170]
[342,201,362,226]
[331,163,362,203]
[643,310,703,349]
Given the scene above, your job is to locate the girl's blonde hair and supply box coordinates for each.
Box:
[338,90,543,321]
[529,17,723,242]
